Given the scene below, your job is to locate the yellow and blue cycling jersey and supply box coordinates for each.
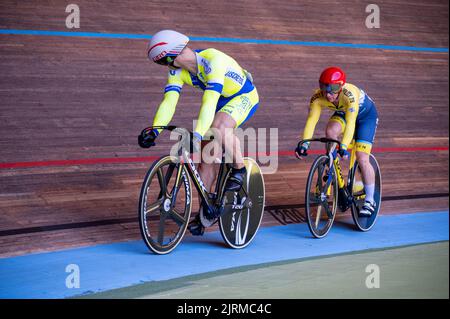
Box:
[152,48,259,138]
[303,83,378,154]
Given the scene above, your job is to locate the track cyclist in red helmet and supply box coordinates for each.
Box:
[139,30,260,234]
[295,67,379,216]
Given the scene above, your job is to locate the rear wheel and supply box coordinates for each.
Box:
[139,156,192,254]
[219,157,265,249]
[349,154,382,231]
[305,155,338,238]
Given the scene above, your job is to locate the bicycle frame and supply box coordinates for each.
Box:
[177,148,230,213]
[299,138,358,203]
[147,125,247,215]
[327,141,357,190]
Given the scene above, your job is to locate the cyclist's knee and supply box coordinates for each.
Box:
[209,122,228,143]
[326,121,341,139]
[356,151,370,164]
[326,121,343,138]
[212,112,237,131]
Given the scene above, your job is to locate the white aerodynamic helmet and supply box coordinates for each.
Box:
[147,30,189,65]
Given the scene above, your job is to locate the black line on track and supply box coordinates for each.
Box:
[0,192,448,237]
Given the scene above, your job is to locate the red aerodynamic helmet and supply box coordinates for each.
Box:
[319,66,346,93]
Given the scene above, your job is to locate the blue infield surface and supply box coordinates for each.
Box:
[0,211,448,298]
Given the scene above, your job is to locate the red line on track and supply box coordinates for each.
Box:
[0,146,448,169]
[0,156,161,169]
[273,146,449,157]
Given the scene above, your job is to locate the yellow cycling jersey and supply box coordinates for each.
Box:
[152,48,252,137]
[302,83,375,149]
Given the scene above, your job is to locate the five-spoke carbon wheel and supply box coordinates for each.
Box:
[139,156,192,254]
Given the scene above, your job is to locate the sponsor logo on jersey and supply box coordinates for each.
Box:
[310,92,322,104]
[201,58,211,74]
[239,96,251,114]
[343,88,355,103]
[225,71,244,85]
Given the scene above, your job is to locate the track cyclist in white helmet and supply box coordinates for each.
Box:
[139,30,260,235]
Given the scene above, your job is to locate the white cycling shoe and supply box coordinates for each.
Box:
[359,200,376,217]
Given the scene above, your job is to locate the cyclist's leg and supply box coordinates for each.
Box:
[198,140,220,192]
[196,84,259,193]
[355,150,375,190]
[327,112,350,203]
[217,88,260,191]
[355,147,375,216]
[327,111,346,140]
[355,109,379,214]
[191,111,246,231]
[190,113,241,230]
[210,112,243,168]
[188,140,219,234]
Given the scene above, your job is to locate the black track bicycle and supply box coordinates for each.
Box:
[297,137,382,238]
[138,126,265,254]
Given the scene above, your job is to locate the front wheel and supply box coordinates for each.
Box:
[138,156,192,254]
[219,157,265,249]
[305,155,339,238]
[349,154,382,231]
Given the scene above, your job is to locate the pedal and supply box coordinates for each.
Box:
[188,215,205,236]
[187,221,204,236]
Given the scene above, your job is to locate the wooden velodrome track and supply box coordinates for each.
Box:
[0,0,448,257]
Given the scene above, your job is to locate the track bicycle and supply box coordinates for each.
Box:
[297,137,382,238]
[138,126,265,254]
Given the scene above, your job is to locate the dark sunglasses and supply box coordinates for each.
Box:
[155,55,177,67]
[319,82,342,94]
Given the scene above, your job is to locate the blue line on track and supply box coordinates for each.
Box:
[0,211,448,298]
[0,29,448,53]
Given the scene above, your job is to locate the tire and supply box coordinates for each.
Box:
[138,156,192,254]
[305,155,338,238]
[349,154,382,231]
[219,157,265,249]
